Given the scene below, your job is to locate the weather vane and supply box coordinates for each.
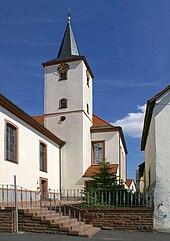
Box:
[67,8,71,23]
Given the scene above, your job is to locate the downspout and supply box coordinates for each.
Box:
[119,131,121,182]
[126,150,127,182]
[59,146,62,195]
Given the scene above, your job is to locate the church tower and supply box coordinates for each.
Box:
[42,13,94,189]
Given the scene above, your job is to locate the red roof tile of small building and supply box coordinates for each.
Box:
[83,164,118,177]
[32,115,44,125]
[92,114,112,127]
[0,94,64,146]
[126,179,134,188]
[92,114,128,154]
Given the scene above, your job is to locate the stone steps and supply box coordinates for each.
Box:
[18,208,101,238]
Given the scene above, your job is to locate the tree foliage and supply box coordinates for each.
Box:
[88,162,125,190]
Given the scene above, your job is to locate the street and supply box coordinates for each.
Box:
[0,230,170,241]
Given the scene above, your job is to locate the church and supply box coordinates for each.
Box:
[0,15,127,193]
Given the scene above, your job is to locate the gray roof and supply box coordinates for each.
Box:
[57,19,80,59]
[42,16,94,79]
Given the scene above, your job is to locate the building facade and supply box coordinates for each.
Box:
[141,85,170,231]
[0,15,127,192]
[0,94,64,194]
[41,15,127,189]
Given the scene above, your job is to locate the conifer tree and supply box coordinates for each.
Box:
[90,162,125,190]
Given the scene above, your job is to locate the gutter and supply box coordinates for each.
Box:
[59,146,62,194]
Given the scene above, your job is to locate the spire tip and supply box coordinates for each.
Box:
[67,8,71,23]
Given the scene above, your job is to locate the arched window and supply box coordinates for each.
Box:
[59,98,68,109]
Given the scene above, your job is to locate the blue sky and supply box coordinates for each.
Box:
[0,0,170,179]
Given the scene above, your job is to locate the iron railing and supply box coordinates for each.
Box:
[83,189,152,207]
[0,185,153,209]
[0,185,83,209]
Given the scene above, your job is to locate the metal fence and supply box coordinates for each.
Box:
[0,185,83,209]
[0,185,152,209]
[0,184,153,235]
[83,189,152,207]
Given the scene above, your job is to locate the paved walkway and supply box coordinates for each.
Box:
[0,230,170,241]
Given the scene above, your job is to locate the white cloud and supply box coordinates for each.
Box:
[112,104,146,138]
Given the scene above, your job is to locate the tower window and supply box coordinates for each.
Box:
[59,98,68,109]
[60,72,67,80]
[87,104,89,114]
[86,70,90,87]
[87,77,90,87]
[148,169,151,186]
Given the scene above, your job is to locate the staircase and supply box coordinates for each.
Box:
[18,208,100,238]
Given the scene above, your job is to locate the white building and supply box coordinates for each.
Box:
[0,15,127,192]
[141,84,170,232]
[0,93,64,196]
[125,179,136,192]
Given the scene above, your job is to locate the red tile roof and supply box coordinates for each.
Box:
[31,114,128,154]
[0,95,64,146]
[83,164,118,177]
[32,115,44,125]
[32,114,110,128]
[92,114,113,127]
[126,179,134,188]
[92,114,128,154]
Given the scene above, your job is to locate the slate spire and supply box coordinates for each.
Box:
[57,10,80,59]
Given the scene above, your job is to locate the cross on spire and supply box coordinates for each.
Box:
[67,8,71,23]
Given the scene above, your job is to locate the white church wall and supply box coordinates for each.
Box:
[44,60,84,115]
[45,102,89,189]
[62,112,83,189]
[44,59,93,189]
[0,106,60,191]
[91,131,119,164]
[144,115,156,189]
[82,114,92,177]
[119,137,126,182]
[82,63,93,120]
[153,92,170,231]
[82,63,93,181]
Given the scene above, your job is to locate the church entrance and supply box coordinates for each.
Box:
[40,177,48,200]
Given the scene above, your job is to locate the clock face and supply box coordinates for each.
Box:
[93,143,104,164]
[57,63,69,73]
